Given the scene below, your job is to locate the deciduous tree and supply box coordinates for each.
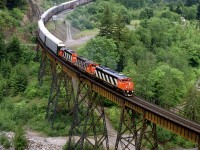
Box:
[78,37,119,70]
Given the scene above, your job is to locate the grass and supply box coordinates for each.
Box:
[73,28,99,39]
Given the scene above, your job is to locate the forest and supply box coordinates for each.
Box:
[0,0,199,149]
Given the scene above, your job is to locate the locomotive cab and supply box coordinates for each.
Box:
[58,48,78,63]
[86,63,99,74]
[118,78,134,96]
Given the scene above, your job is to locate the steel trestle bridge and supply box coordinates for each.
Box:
[37,0,200,149]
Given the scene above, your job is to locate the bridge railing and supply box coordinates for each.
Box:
[134,90,200,124]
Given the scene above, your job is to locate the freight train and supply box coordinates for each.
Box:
[38,0,134,96]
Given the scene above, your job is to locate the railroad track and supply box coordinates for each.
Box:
[37,0,200,147]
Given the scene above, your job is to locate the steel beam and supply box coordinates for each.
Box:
[46,62,75,129]
[38,50,49,86]
[68,81,109,150]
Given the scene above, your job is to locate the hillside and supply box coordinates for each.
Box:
[0,0,199,150]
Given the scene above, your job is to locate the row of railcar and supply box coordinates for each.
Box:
[38,0,134,96]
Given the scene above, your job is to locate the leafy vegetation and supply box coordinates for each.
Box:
[71,0,200,149]
[13,126,28,150]
[0,0,199,149]
[0,133,11,149]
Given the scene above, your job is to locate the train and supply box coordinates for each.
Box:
[38,0,134,96]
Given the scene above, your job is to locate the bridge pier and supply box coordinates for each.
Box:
[46,62,75,129]
[115,105,138,150]
[38,49,49,86]
[115,106,158,150]
[137,118,158,150]
[68,81,109,150]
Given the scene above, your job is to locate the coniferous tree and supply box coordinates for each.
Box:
[98,2,114,38]
[0,33,5,60]
[184,87,200,120]
[197,4,200,20]
[0,0,6,8]
[7,36,22,65]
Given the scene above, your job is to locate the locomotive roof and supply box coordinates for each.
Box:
[77,56,97,65]
[96,66,129,79]
[61,48,76,54]
[67,49,76,54]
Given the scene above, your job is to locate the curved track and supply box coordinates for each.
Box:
[37,0,200,145]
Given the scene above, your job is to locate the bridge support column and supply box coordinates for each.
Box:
[137,113,158,150]
[115,107,158,150]
[198,136,200,150]
[68,81,109,150]
[46,62,75,129]
[115,105,139,150]
[38,50,49,86]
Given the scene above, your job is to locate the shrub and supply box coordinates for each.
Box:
[13,126,28,150]
[10,64,28,95]
[0,134,11,149]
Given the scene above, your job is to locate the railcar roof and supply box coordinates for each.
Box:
[41,6,58,19]
[46,33,64,45]
[96,66,129,79]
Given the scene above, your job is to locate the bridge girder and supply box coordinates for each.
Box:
[38,45,200,149]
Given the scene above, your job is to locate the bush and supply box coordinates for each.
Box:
[0,134,11,149]
[24,80,38,99]
[10,64,28,95]
[157,127,173,143]
[0,100,15,131]
[13,126,28,150]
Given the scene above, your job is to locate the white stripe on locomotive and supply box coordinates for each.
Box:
[109,76,114,85]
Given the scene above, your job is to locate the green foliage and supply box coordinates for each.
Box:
[158,10,181,22]
[182,5,197,20]
[0,10,18,34]
[185,0,198,7]
[139,8,154,19]
[7,36,22,65]
[11,8,23,21]
[174,136,196,148]
[13,101,34,125]
[78,36,119,70]
[184,87,200,119]
[149,64,186,107]
[103,99,116,107]
[67,5,95,30]
[0,100,15,131]
[0,33,5,59]
[6,0,27,9]
[67,0,131,31]
[10,64,28,95]
[0,0,6,8]
[0,59,12,78]
[197,4,200,20]
[13,126,28,150]
[0,75,7,102]
[98,2,114,38]
[157,127,174,143]
[0,134,11,149]
[115,0,146,9]
[105,107,121,130]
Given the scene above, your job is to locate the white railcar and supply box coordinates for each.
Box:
[45,33,65,54]
[38,21,51,43]
[41,6,58,24]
